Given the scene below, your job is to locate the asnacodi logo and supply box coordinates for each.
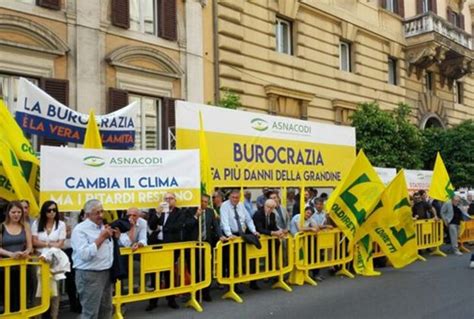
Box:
[83,156,106,167]
[250,118,269,131]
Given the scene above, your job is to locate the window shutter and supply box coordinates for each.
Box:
[39,77,69,146]
[416,0,423,14]
[447,7,453,24]
[36,0,61,10]
[40,78,69,105]
[158,0,177,41]
[459,14,465,30]
[161,97,176,149]
[397,0,405,18]
[111,0,130,29]
[108,88,129,113]
[429,0,437,14]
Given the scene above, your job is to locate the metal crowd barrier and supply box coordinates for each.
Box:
[289,229,354,286]
[0,258,50,319]
[459,220,474,253]
[415,219,447,261]
[213,235,293,303]
[113,242,211,319]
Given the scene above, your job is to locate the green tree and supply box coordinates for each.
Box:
[422,120,474,187]
[350,101,423,170]
[214,89,242,109]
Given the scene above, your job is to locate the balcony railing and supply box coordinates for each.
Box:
[404,11,472,50]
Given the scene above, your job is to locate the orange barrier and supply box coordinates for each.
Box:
[459,220,474,253]
[289,229,354,286]
[0,258,50,319]
[113,242,211,318]
[214,235,293,303]
[415,219,446,261]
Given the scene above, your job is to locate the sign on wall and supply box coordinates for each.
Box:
[16,78,137,148]
[404,169,433,191]
[40,146,201,210]
[374,167,397,186]
[176,101,356,188]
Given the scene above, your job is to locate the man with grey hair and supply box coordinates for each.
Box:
[71,199,117,319]
[440,196,463,256]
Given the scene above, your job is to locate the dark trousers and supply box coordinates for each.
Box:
[64,248,81,312]
[148,241,176,306]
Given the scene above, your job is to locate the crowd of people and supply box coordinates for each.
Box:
[0,187,473,319]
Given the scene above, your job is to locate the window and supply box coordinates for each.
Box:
[129,94,161,150]
[276,18,292,55]
[340,41,351,72]
[0,74,39,112]
[421,0,429,13]
[454,81,463,104]
[388,57,397,85]
[385,0,396,12]
[16,0,35,4]
[130,0,157,35]
[425,71,434,92]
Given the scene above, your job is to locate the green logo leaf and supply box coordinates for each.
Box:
[83,156,105,167]
[250,118,269,131]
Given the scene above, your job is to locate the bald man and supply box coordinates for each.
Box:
[118,207,147,251]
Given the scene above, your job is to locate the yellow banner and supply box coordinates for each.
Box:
[41,188,201,211]
[177,129,355,188]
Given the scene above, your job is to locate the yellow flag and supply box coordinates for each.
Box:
[327,150,385,243]
[353,234,380,276]
[0,99,39,165]
[299,183,305,228]
[428,152,454,202]
[0,138,39,215]
[83,110,103,149]
[199,111,212,196]
[0,164,17,201]
[371,170,418,268]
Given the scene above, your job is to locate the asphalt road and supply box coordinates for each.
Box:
[62,249,474,319]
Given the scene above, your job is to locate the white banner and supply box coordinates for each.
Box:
[40,146,201,210]
[404,169,433,191]
[16,78,138,148]
[374,167,397,185]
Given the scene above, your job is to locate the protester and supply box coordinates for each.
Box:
[20,199,34,226]
[220,189,259,293]
[118,207,147,250]
[63,211,82,313]
[256,188,269,210]
[292,188,311,216]
[147,192,185,311]
[0,201,33,313]
[269,192,290,232]
[307,188,319,207]
[412,192,438,219]
[312,198,333,230]
[243,190,254,218]
[290,206,319,235]
[467,194,474,216]
[286,188,296,214]
[32,200,67,319]
[185,194,225,301]
[440,196,464,256]
[72,199,117,319]
[212,190,224,219]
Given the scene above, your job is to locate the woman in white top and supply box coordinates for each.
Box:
[32,200,66,319]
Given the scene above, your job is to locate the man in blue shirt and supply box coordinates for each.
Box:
[72,199,117,319]
[243,190,254,218]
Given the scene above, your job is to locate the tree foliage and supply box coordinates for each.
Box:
[422,120,474,188]
[350,101,423,170]
[215,89,242,109]
[351,101,473,187]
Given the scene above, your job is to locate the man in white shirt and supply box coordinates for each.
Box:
[118,207,147,250]
[72,199,118,319]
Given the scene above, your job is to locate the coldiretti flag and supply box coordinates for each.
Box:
[0,98,40,201]
[83,110,103,149]
[371,170,418,268]
[428,152,455,202]
[353,235,380,276]
[328,150,385,242]
[199,111,212,196]
[0,138,39,215]
[0,164,16,201]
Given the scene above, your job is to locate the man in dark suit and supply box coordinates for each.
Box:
[146,192,185,311]
[185,194,226,301]
[251,199,285,290]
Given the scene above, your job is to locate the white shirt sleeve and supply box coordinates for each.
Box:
[58,221,67,241]
[31,220,38,236]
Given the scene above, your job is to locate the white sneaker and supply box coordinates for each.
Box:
[454,250,463,256]
[470,261,474,269]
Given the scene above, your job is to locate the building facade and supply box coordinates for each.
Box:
[210,0,474,128]
[0,0,209,150]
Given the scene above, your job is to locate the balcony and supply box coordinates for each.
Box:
[404,11,473,88]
